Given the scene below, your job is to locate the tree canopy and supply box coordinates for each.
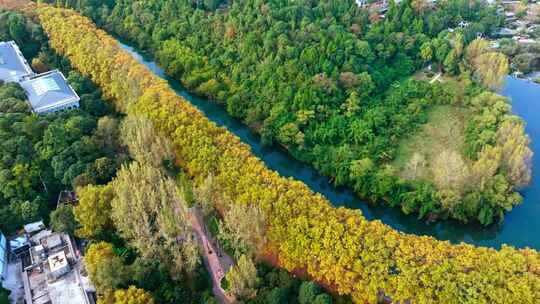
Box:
[0,17,121,234]
[35,6,540,303]
[45,0,527,225]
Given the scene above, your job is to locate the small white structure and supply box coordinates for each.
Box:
[498,27,518,36]
[490,40,501,49]
[19,70,80,114]
[458,21,470,28]
[0,41,33,83]
[355,0,368,6]
[24,221,46,235]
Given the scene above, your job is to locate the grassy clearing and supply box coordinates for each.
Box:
[392,105,472,188]
[414,70,472,99]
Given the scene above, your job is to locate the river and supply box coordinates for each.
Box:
[119,42,540,250]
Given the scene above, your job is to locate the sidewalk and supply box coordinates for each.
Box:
[189,211,235,304]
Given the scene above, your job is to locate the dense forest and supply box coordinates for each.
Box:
[49,0,533,225]
[0,7,343,304]
[34,5,540,303]
[0,9,120,234]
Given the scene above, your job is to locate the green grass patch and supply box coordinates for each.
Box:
[392,105,472,188]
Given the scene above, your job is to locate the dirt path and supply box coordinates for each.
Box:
[189,211,235,304]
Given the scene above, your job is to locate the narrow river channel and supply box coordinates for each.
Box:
[119,41,540,250]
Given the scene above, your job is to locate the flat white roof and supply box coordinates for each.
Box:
[19,70,80,113]
[47,271,88,304]
[0,41,33,82]
[24,221,45,234]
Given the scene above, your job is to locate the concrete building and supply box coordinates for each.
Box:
[0,41,34,83]
[18,224,94,304]
[19,70,80,114]
[0,41,80,114]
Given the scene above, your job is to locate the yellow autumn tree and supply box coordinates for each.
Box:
[84,242,129,294]
[35,6,540,303]
[465,38,509,91]
[97,286,154,304]
[74,184,115,238]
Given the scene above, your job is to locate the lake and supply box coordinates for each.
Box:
[119,42,540,250]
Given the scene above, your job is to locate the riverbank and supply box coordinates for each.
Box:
[121,41,540,251]
[36,6,540,302]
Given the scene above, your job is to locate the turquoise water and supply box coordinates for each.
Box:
[119,42,540,250]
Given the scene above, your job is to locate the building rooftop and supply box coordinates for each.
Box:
[21,229,94,304]
[19,70,80,114]
[47,270,89,304]
[0,41,33,82]
[0,41,80,114]
[24,221,46,235]
[10,234,30,256]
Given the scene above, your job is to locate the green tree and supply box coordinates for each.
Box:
[0,286,9,304]
[218,203,267,258]
[313,294,332,304]
[112,162,199,276]
[225,254,258,300]
[84,242,130,294]
[298,281,320,304]
[74,184,115,238]
[420,42,433,63]
[50,204,78,235]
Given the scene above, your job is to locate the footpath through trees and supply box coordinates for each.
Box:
[189,208,235,304]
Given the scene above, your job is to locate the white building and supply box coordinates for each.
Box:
[0,41,80,114]
[24,221,46,236]
[0,41,33,83]
[19,70,80,114]
[19,224,94,304]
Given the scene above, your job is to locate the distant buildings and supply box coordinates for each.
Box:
[0,41,80,114]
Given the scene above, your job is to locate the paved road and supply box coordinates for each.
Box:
[189,211,235,304]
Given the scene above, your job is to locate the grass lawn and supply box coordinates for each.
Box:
[392,104,472,186]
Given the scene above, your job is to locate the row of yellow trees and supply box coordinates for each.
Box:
[36,6,540,303]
